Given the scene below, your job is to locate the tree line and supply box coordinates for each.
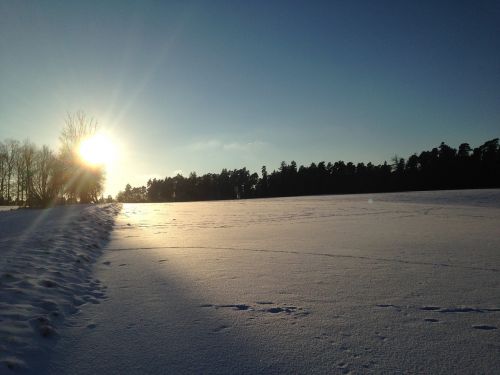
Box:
[117,138,500,203]
[0,112,106,207]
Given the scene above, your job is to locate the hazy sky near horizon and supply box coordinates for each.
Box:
[1,1,499,196]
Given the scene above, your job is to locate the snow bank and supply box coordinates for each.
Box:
[0,207,18,212]
[0,204,121,372]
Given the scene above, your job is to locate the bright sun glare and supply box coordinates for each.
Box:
[79,134,116,167]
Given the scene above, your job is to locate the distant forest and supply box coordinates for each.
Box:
[117,138,500,203]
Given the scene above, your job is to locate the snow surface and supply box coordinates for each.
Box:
[0,207,18,213]
[2,190,500,374]
[0,204,121,372]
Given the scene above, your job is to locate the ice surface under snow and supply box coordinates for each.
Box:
[1,190,500,374]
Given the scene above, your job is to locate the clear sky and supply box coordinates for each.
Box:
[1,1,499,196]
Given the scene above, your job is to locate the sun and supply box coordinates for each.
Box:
[79,134,117,167]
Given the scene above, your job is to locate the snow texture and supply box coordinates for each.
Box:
[0,204,121,372]
[3,190,500,374]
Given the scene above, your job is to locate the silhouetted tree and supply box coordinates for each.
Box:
[116,138,500,203]
[58,112,104,203]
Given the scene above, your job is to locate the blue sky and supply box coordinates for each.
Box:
[1,1,499,196]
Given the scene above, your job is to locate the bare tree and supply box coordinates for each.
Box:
[0,142,6,202]
[21,140,36,206]
[15,146,25,204]
[4,139,19,203]
[59,111,98,156]
[31,145,59,206]
[59,111,103,203]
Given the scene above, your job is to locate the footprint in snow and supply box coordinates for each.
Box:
[218,304,252,311]
[267,307,288,314]
[265,305,308,315]
[212,324,230,333]
[420,306,440,311]
[440,307,481,313]
[39,279,59,288]
[337,362,351,374]
[201,302,309,317]
[376,304,400,310]
[1,357,26,371]
[1,273,18,281]
[30,316,57,338]
[472,325,497,330]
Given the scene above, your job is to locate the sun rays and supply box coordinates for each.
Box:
[78,133,117,168]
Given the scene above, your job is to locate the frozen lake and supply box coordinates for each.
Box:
[4,190,500,374]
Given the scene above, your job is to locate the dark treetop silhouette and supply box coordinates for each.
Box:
[116,138,499,203]
[0,112,105,207]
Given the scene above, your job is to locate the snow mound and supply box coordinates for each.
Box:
[0,204,121,372]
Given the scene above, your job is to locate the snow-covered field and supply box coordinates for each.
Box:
[1,190,500,374]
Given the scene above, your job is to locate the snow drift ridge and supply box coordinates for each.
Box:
[0,204,121,372]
